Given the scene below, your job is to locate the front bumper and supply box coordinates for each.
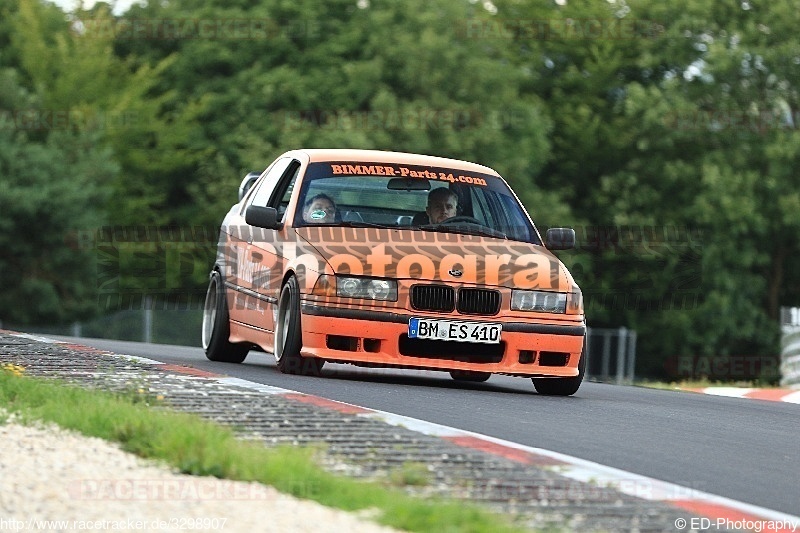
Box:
[299,303,585,377]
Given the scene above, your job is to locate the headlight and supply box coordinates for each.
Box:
[511,290,567,313]
[336,276,397,301]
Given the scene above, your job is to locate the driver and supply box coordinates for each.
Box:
[426,187,458,224]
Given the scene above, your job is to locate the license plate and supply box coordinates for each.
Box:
[408,318,502,344]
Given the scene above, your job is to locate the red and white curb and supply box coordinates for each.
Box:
[9,333,800,532]
[684,387,800,404]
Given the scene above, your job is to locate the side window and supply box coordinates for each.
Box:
[247,158,293,209]
[269,162,302,222]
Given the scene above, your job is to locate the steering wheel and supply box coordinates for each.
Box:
[439,215,482,225]
[439,215,483,226]
[434,215,506,238]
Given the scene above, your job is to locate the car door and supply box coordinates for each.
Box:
[228,157,294,328]
[240,158,302,333]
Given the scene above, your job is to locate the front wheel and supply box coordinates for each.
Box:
[274,276,324,376]
[532,343,586,396]
[202,271,249,363]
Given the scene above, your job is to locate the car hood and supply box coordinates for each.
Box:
[294,226,575,291]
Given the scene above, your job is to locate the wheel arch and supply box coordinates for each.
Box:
[210,263,225,280]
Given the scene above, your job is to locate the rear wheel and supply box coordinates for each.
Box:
[532,343,586,396]
[449,370,491,382]
[202,271,249,363]
[274,276,324,376]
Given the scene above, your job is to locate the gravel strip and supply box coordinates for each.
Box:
[0,418,396,533]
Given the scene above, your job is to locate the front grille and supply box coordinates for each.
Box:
[399,335,505,363]
[457,288,501,315]
[411,284,455,312]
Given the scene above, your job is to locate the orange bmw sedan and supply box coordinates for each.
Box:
[203,149,586,395]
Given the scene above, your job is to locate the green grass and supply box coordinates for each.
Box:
[389,461,433,487]
[0,369,528,533]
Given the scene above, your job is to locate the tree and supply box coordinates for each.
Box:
[109,0,556,223]
[0,67,116,324]
[491,0,798,378]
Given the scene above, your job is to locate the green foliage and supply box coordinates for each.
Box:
[108,0,553,225]
[1,0,797,377]
[492,0,797,377]
[0,68,115,324]
[389,461,432,487]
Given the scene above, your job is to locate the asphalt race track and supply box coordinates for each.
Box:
[49,336,799,517]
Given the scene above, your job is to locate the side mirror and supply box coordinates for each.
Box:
[546,228,576,250]
[245,206,281,229]
[238,172,261,202]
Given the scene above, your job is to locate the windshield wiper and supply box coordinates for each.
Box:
[337,221,395,229]
[300,221,393,229]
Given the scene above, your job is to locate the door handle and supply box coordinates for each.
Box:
[251,252,263,262]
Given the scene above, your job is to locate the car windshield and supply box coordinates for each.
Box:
[295,162,541,244]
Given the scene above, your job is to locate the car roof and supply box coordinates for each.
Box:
[289,149,501,176]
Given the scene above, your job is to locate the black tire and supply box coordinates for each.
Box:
[532,343,586,396]
[202,271,249,363]
[449,370,491,382]
[274,276,324,376]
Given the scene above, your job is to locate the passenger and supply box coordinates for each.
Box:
[302,193,337,224]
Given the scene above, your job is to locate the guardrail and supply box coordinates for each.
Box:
[780,307,800,388]
[4,313,639,384]
[2,308,202,347]
[586,327,637,384]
